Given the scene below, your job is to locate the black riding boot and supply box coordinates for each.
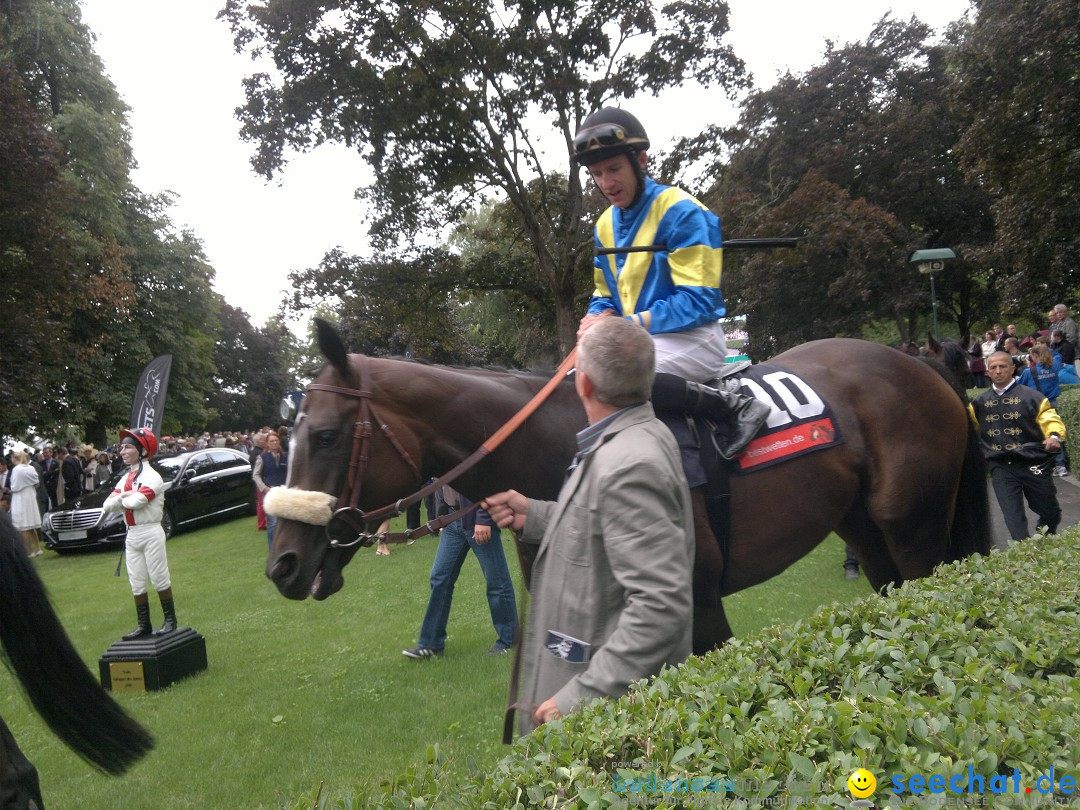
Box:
[652,372,771,461]
[154,598,178,636]
[122,601,152,641]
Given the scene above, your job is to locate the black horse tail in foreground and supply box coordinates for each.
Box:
[0,512,154,804]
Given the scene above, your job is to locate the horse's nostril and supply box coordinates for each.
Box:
[268,552,297,583]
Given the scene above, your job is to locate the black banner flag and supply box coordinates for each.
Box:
[129,354,172,436]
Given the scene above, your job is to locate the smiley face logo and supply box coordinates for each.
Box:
[848,768,876,799]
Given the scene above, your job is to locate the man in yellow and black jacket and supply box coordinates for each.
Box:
[970,351,1066,540]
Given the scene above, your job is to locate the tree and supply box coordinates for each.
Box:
[685,16,995,342]
[951,0,1080,314]
[122,204,222,436]
[287,247,480,364]
[0,59,84,434]
[222,0,748,351]
[722,172,914,357]
[209,305,298,430]
[1,0,233,443]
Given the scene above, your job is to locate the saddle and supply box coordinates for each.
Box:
[660,363,843,599]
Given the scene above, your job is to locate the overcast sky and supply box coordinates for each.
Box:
[78,0,972,329]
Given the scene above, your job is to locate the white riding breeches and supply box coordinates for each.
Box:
[652,323,728,382]
[125,522,170,595]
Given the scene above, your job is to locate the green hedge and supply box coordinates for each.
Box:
[1056,386,1080,471]
[292,531,1080,809]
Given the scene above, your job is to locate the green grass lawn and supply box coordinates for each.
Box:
[2,515,871,808]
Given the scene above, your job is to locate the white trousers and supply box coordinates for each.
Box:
[652,323,728,383]
[125,522,170,595]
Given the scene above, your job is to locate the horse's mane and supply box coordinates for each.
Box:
[324,354,558,380]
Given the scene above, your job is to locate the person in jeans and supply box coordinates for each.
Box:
[403,486,516,659]
[253,432,288,550]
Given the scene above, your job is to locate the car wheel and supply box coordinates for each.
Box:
[162,509,175,540]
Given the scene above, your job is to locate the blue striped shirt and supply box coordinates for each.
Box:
[587,177,725,334]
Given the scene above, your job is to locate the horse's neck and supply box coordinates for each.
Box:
[373,359,584,502]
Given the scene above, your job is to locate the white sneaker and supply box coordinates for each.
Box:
[1054,466,1069,477]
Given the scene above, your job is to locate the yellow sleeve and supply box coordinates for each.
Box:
[1036,400,1066,441]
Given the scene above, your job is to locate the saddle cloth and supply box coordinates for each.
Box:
[729,363,843,473]
[660,363,843,488]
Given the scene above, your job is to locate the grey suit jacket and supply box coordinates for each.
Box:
[517,402,694,732]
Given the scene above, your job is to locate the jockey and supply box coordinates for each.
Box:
[104,428,179,639]
[574,107,769,461]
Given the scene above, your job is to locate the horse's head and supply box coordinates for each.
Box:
[265,319,424,600]
[920,332,970,396]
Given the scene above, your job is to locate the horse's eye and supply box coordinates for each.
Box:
[314,430,338,449]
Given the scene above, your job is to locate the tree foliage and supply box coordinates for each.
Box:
[287,247,480,364]
[692,16,995,348]
[222,0,748,350]
[0,0,281,443]
[209,305,298,430]
[0,59,85,430]
[723,172,913,358]
[951,0,1080,312]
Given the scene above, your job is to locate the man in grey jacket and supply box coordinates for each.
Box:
[484,317,694,733]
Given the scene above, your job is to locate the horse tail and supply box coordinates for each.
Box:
[917,354,992,559]
[948,416,993,560]
[0,514,155,774]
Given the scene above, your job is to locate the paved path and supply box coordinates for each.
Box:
[987,471,1080,550]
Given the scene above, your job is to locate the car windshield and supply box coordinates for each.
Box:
[154,456,184,483]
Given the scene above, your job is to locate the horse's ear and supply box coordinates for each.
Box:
[926,332,942,355]
[315,318,350,375]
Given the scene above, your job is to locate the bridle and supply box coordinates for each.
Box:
[302,350,578,550]
[304,355,420,548]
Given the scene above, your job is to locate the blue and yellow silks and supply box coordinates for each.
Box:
[586,177,725,334]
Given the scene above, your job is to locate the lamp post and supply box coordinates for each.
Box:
[909,248,956,338]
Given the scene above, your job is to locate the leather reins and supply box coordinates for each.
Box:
[309,349,578,550]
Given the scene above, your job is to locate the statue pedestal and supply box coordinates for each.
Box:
[99,627,207,692]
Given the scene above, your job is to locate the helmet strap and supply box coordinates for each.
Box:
[629,149,647,207]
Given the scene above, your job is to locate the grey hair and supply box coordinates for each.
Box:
[577,317,655,407]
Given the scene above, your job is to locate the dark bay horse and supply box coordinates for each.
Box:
[0,513,154,807]
[267,321,990,652]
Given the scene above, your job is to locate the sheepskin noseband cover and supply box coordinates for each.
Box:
[263,487,338,526]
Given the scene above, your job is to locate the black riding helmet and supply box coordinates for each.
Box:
[573,108,650,166]
[574,107,650,206]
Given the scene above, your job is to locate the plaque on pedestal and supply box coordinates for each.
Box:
[99,627,207,692]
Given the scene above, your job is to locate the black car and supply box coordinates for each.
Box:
[42,447,255,552]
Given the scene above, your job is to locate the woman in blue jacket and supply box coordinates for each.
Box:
[1019,345,1068,476]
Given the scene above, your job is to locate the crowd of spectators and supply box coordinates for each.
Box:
[958,305,1079,391]
[1,426,292,517]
